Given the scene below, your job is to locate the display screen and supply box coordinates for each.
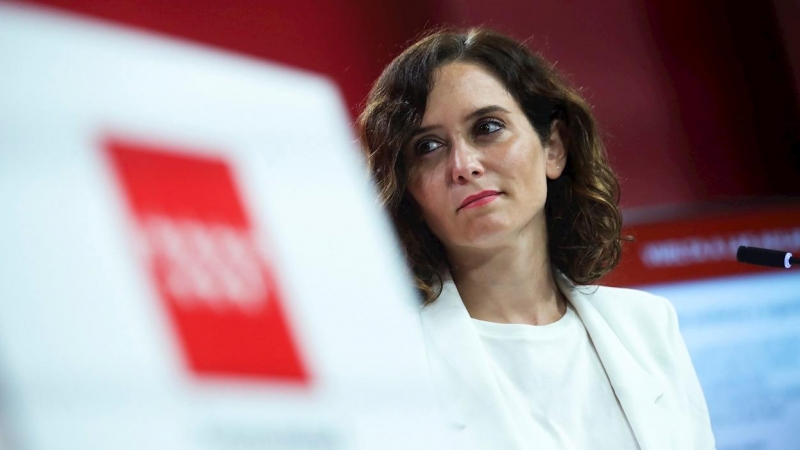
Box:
[644,271,800,450]
[606,207,800,449]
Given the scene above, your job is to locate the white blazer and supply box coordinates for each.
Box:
[420,275,716,449]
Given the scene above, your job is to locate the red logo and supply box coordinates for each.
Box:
[105,138,309,383]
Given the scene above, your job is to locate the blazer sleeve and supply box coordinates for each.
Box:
[663,297,717,449]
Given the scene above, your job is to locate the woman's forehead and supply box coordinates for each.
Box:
[423,62,518,123]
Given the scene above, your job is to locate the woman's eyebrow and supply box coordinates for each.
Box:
[411,105,511,138]
[464,105,511,121]
[410,124,440,139]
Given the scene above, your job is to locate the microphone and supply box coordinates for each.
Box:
[736,246,799,269]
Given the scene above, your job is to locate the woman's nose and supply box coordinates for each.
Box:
[449,141,484,184]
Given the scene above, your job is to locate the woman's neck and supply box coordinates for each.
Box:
[447,228,566,326]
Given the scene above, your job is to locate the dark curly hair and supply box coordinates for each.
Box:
[358,27,625,303]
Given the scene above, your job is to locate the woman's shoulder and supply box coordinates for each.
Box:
[579,284,672,310]
[566,283,680,340]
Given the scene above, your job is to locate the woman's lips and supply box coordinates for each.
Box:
[459,190,501,210]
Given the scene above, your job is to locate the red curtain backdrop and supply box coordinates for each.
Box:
[21,0,800,211]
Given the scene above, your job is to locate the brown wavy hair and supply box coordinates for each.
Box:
[357,27,625,303]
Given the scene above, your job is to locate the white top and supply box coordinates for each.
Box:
[422,280,715,449]
[471,304,640,449]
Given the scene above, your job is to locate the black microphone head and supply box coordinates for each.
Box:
[736,246,791,268]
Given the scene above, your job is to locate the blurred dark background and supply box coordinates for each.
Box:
[23,0,800,214]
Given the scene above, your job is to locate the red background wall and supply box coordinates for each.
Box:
[21,0,800,215]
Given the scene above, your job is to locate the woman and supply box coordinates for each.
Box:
[358,28,715,449]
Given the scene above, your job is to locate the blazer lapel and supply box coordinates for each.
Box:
[559,277,669,450]
[420,281,495,423]
[420,281,525,449]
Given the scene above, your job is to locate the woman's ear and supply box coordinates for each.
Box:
[544,120,568,180]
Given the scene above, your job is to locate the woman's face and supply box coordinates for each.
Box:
[404,62,566,251]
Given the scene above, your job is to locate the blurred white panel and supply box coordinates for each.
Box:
[0,3,439,449]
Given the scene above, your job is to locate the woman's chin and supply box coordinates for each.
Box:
[445,214,545,251]
[451,222,517,249]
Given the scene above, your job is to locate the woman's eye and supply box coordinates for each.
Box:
[415,139,443,155]
[475,119,504,136]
